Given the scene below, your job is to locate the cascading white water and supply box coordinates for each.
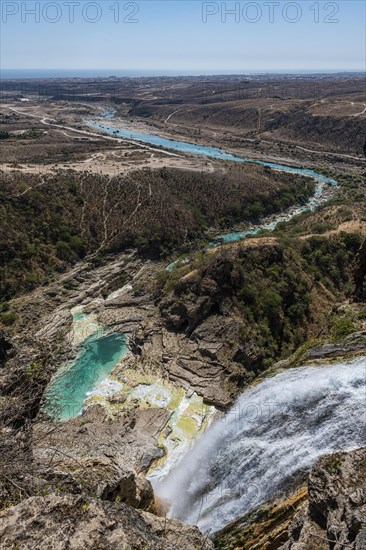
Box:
[154,356,366,535]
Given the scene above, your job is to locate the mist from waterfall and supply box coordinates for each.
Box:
[154,356,366,535]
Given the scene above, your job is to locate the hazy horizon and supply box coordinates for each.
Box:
[1,68,365,81]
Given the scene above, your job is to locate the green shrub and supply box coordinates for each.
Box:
[330,316,356,342]
[56,240,74,262]
[0,311,17,326]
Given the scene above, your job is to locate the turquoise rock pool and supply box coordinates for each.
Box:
[44,331,128,422]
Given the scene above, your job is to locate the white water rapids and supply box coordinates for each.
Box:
[154,356,366,535]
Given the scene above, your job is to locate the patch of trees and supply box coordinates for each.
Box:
[0,165,316,307]
[0,174,86,305]
[161,233,362,368]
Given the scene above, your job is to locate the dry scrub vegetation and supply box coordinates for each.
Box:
[0,165,314,304]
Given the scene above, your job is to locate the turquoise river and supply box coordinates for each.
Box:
[45,116,338,421]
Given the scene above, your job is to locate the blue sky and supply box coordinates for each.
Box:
[1,1,365,73]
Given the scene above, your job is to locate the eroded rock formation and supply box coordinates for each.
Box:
[281,448,366,550]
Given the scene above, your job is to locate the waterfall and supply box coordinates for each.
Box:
[153,356,366,535]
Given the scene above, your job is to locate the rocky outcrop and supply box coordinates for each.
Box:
[215,487,308,550]
[354,238,366,302]
[100,284,241,408]
[0,330,60,509]
[159,254,247,333]
[281,448,366,550]
[215,448,366,550]
[33,404,171,508]
[0,493,214,549]
[305,331,366,360]
[50,456,156,511]
[12,251,143,342]
[35,404,170,469]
